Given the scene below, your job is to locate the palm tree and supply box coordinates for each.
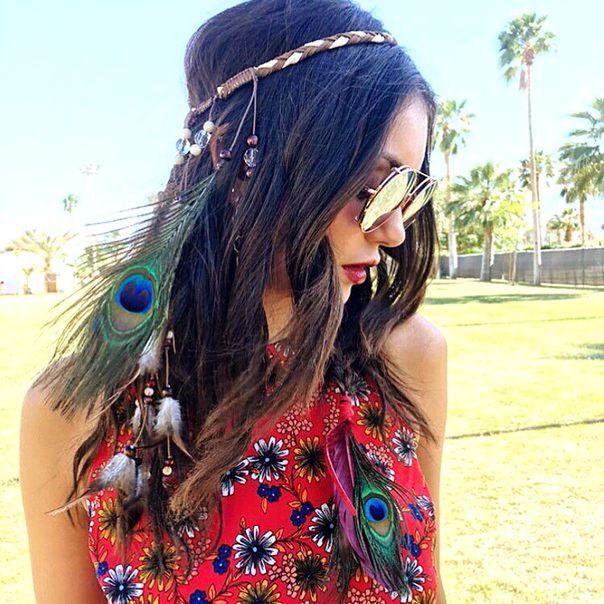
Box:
[559,207,580,243]
[498,12,555,285]
[21,267,35,294]
[5,230,76,293]
[449,162,524,281]
[558,159,597,246]
[518,150,554,205]
[433,99,474,279]
[558,98,604,244]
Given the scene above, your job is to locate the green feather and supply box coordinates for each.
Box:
[35,172,217,418]
[349,435,410,594]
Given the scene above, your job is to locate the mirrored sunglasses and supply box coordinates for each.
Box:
[355,165,438,233]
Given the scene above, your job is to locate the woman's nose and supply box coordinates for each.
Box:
[367,207,406,248]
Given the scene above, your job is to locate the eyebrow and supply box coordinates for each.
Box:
[380,152,404,169]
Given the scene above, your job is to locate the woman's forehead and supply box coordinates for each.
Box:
[379,97,429,172]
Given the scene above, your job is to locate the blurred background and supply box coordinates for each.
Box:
[1,1,602,602]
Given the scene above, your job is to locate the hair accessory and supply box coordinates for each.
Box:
[174,31,397,171]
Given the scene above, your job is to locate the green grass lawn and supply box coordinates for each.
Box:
[1,280,603,602]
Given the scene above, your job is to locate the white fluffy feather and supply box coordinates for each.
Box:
[138,331,164,373]
[99,452,136,492]
[131,401,142,434]
[154,396,183,437]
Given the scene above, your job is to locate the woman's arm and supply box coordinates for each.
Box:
[19,371,107,603]
[385,313,448,604]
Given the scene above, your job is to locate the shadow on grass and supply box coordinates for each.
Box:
[555,343,604,360]
[447,416,604,440]
[425,293,581,306]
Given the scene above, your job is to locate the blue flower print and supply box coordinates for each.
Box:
[96,561,108,577]
[212,556,230,574]
[189,590,211,604]
[290,509,306,526]
[408,503,424,521]
[402,533,421,557]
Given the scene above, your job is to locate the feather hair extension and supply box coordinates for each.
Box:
[33,172,217,419]
[325,407,414,595]
[131,399,142,434]
[154,396,194,459]
[138,330,166,374]
[46,451,138,516]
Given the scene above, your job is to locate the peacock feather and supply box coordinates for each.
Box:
[35,172,218,418]
[325,408,412,594]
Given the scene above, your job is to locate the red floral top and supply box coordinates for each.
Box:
[84,342,438,604]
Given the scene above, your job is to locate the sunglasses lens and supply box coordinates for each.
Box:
[401,179,437,224]
[360,169,417,232]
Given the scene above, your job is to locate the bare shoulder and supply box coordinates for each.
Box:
[20,361,106,603]
[382,312,448,442]
[383,312,448,386]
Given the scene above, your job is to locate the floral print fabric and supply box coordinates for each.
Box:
[85,342,438,603]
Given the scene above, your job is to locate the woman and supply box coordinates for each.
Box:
[20,1,447,602]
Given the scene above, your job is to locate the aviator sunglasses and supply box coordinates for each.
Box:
[355,165,439,233]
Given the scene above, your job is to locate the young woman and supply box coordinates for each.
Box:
[20,1,448,602]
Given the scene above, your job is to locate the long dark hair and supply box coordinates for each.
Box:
[62,0,439,585]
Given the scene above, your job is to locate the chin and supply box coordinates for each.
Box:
[341,283,352,304]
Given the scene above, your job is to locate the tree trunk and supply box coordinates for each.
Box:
[480,226,493,281]
[564,225,572,242]
[526,62,542,285]
[445,154,458,279]
[579,198,586,246]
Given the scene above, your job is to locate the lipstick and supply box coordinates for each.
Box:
[342,265,368,284]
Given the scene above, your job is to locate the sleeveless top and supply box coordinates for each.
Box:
[84,341,438,603]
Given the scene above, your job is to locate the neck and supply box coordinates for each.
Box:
[263,286,293,344]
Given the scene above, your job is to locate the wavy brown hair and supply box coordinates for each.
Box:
[50,0,439,589]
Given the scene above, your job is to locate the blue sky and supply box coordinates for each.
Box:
[1,0,602,249]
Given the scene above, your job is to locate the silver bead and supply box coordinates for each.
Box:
[244,147,259,168]
[193,129,211,149]
[176,138,191,155]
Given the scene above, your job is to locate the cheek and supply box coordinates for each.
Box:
[327,200,363,258]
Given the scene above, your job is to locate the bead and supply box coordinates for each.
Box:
[188,144,201,156]
[243,147,258,168]
[162,465,173,476]
[193,129,211,148]
[144,387,154,397]
[246,134,258,147]
[219,148,232,160]
[174,154,185,166]
[245,168,254,179]
[125,444,137,456]
[175,138,190,155]
[202,120,216,133]
[182,128,192,139]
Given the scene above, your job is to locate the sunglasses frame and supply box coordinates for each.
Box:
[355,165,438,233]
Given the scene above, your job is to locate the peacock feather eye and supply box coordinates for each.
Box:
[363,495,392,537]
[108,267,157,335]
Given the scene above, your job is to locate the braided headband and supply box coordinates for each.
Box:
[173,30,398,176]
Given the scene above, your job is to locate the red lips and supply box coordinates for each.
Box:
[342,265,368,284]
